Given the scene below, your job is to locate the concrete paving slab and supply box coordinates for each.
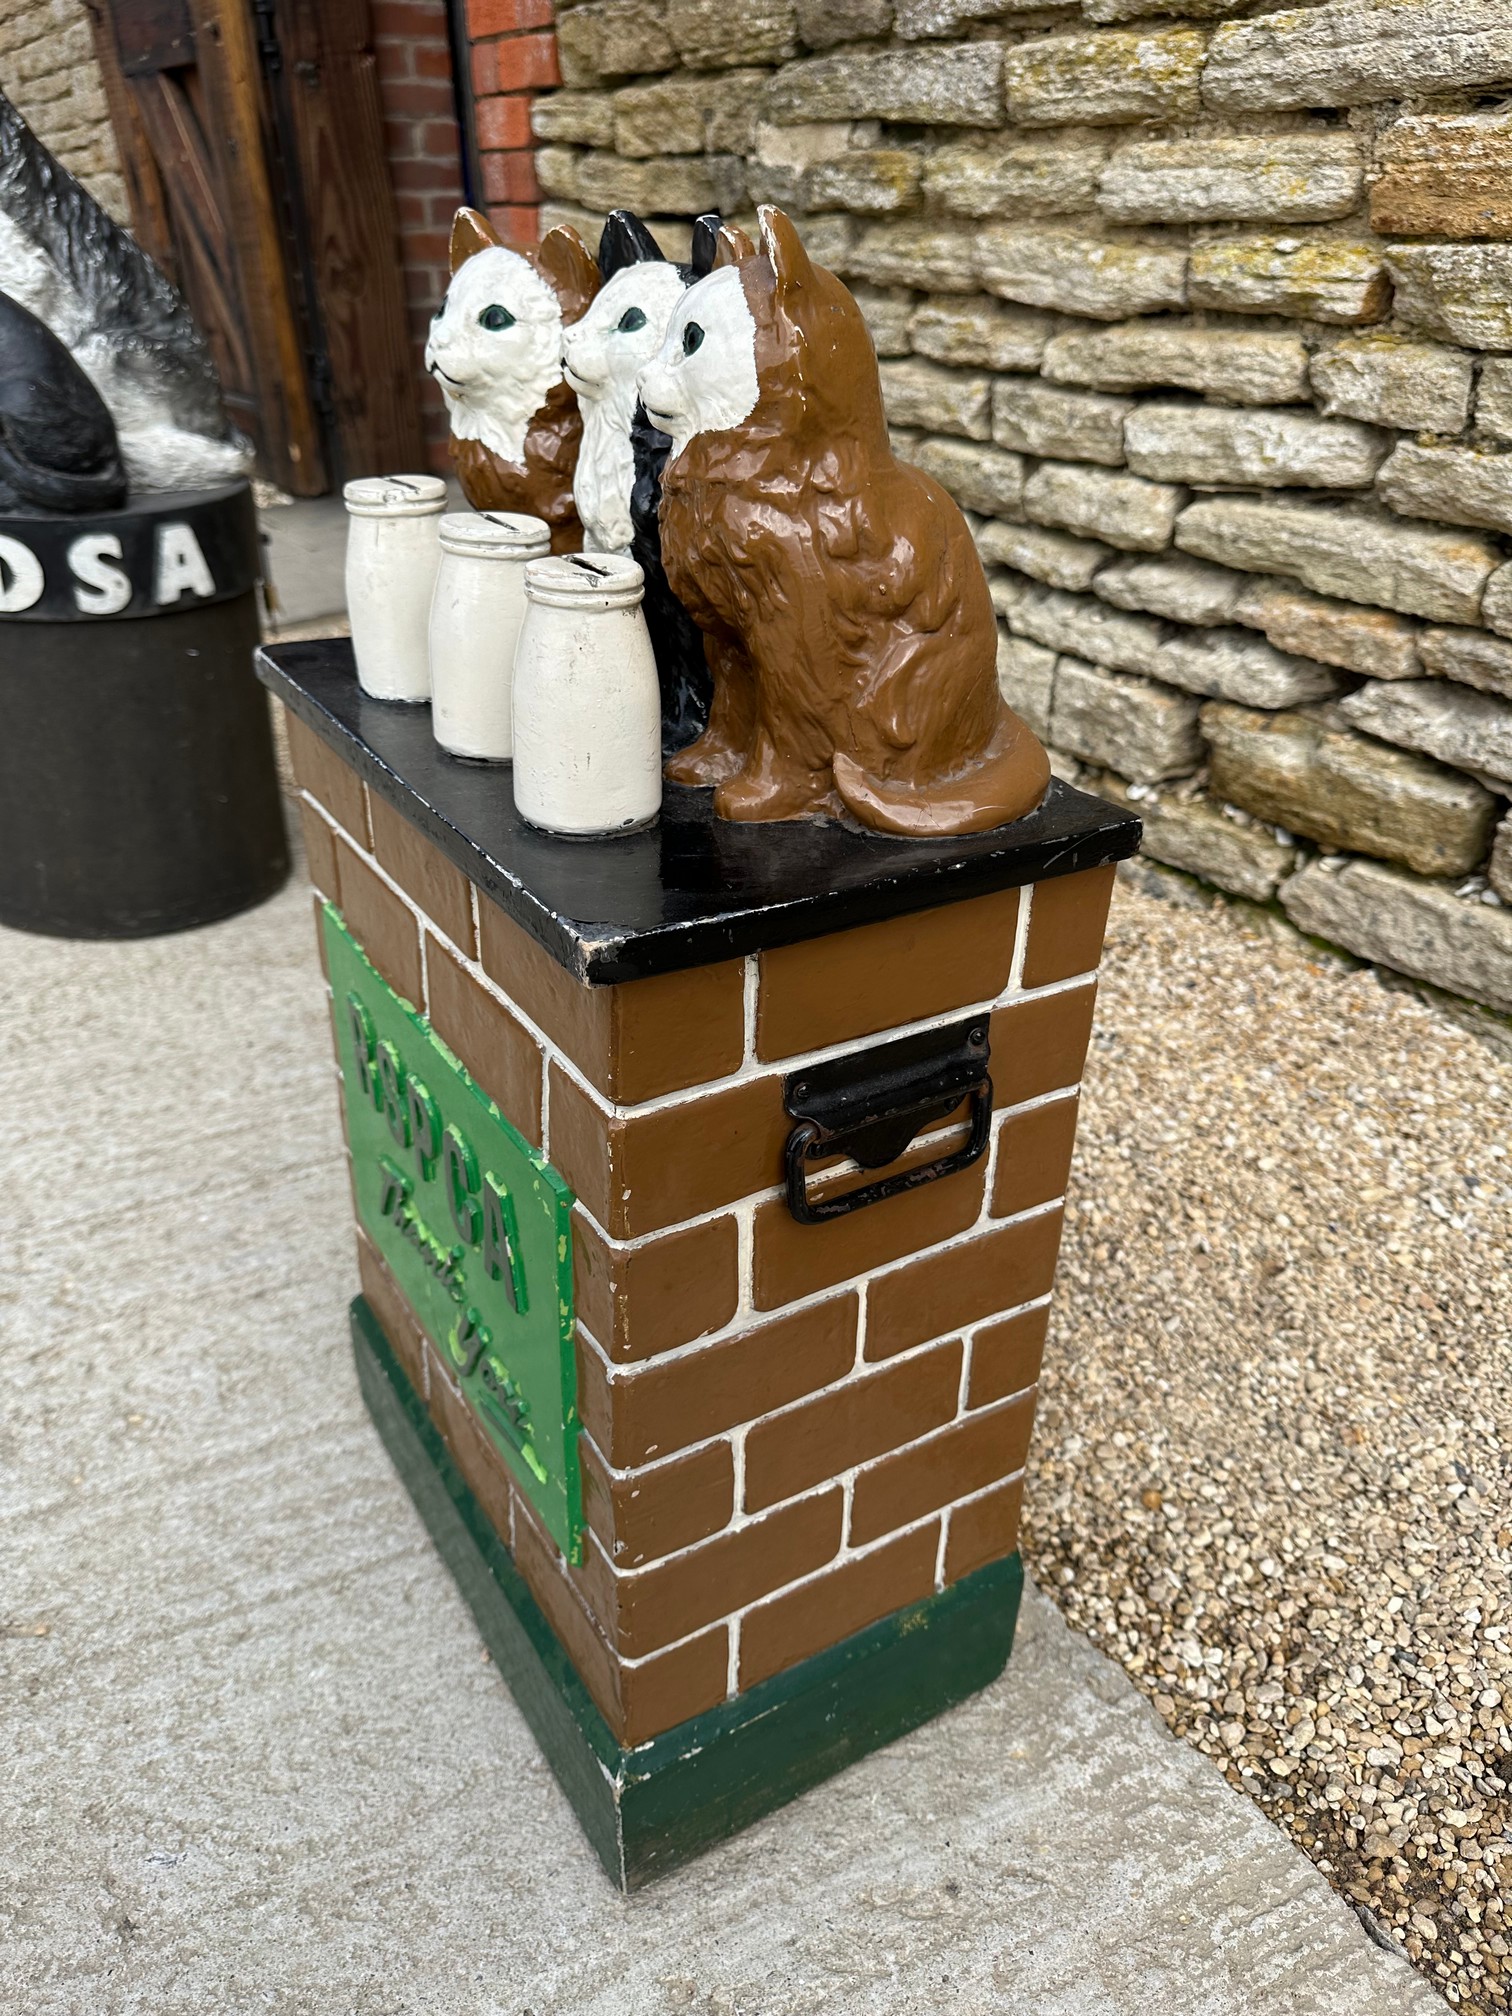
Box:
[259,494,349,626]
[1,851,1446,2016]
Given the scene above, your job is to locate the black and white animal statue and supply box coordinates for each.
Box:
[561,210,719,753]
[0,90,250,499]
[0,289,126,513]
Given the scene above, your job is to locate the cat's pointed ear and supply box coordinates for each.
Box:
[533,223,600,324]
[759,206,814,297]
[713,223,755,271]
[688,213,722,281]
[598,209,665,279]
[450,207,499,274]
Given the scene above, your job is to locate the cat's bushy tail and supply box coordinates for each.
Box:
[832,707,1051,838]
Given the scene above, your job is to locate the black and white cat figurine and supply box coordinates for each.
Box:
[0,288,125,513]
[560,210,719,754]
[0,89,249,495]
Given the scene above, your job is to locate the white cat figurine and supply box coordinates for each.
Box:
[563,214,693,554]
[425,209,598,551]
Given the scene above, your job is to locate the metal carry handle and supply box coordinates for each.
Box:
[784,1077,995,1224]
[781,1014,995,1225]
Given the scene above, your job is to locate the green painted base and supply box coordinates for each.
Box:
[351,1295,1024,1890]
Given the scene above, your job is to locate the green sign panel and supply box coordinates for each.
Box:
[323,904,582,1561]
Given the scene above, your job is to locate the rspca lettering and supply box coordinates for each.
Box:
[0,520,218,617]
[322,903,584,1560]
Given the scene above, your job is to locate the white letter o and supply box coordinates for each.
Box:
[0,533,45,613]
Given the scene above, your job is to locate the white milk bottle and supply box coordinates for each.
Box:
[512,553,661,836]
[343,474,446,701]
[430,510,550,759]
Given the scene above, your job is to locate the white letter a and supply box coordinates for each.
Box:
[154,523,216,605]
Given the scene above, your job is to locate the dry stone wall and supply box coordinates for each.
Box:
[534,0,1512,1018]
[0,1,128,222]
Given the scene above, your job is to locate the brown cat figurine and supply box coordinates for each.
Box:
[425,209,599,554]
[641,207,1050,836]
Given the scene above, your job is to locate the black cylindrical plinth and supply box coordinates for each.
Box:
[0,483,289,938]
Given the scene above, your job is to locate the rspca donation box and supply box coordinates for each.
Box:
[258,636,1138,1891]
[0,481,287,937]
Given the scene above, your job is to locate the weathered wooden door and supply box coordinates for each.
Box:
[87,0,424,494]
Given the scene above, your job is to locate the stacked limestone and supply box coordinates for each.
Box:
[0,1,128,223]
[534,0,1512,1017]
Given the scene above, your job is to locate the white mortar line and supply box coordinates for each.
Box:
[574,1095,1077,1259]
[574,1198,1063,1386]
[613,1456,1037,1680]
[729,1421,751,1524]
[1007,879,1033,993]
[733,1196,757,1320]
[580,1324,1045,1482]
[741,953,759,1067]
[580,1351,1037,1590]
[322,822,1099,1114]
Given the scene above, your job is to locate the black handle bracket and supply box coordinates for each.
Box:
[782,1016,994,1226]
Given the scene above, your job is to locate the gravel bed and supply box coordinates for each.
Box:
[1025,867,1512,2014]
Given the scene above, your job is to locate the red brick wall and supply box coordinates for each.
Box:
[466,0,559,246]
[372,0,469,472]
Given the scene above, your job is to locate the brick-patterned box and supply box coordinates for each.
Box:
[259,637,1139,1888]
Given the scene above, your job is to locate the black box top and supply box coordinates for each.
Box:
[259,638,1140,985]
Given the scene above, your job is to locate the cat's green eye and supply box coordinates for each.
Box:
[617,306,648,334]
[682,322,705,356]
[479,304,515,332]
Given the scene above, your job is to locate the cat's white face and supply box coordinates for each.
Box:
[425,246,562,462]
[563,263,687,420]
[638,266,759,460]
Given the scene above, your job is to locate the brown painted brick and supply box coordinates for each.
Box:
[286,710,370,845]
[333,836,423,1005]
[1021,866,1115,990]
[579,1432,735,1570]
[752,1152,986,1311]
[577,1293,858,1468]
[967,1303,1049,1409]
[509,1496,627,1735]
[586,1487,843,1659]
[991,1094,1080,1220]
[479,897,744,1102]
[739,1519,940,1691]
[549,1064,788,1240]
[573,1210,739,1364]
[424,1344,517,1552]
[620,1627,730,1745]
[368,793,476,956]
[356,1229,428,1402]
[756,888,1019,1062]
[866,1208,1064,1362]
[424,935,542,1144]
[297,800,338,896]
[989,982,1097,1110]
[850,1391,1036,1548]
[743,1338,963,1514]
[946,1476,1024,1583]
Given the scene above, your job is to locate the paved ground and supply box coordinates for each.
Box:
[1,850,1443,2016]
